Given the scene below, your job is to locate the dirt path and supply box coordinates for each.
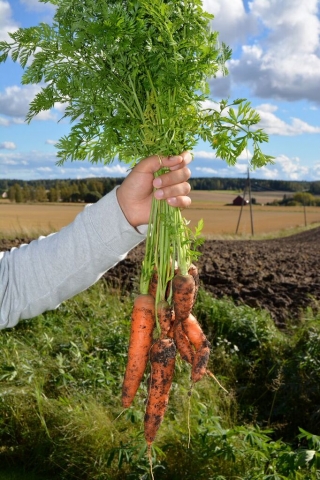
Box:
[1,227,319,326]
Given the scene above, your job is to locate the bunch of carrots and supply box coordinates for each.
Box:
[121,166,212,451]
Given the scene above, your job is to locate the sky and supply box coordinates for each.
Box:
[0,0,319,181]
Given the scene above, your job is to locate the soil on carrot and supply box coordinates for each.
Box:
[1,227,320,326]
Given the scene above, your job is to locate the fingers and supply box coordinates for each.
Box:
[135,151,192,174]
[153,161,191,208]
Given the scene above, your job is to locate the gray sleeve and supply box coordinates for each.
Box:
[0,187,146,329]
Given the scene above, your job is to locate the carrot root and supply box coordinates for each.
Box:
[121,294,155,408]
[144,338,176,445]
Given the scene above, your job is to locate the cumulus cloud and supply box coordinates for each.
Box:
[256,104,320,135]
[193,150,217,160]
[203,0,257,46]
[313,162,320,177]
[0,0,18,41]
[46,139,58,145]
[0,85,41,118]
[0,141,16,149]
[0,149,129,180]
[0,85,62,122]
[0,116,10,126]
[195,166,219,174]
[207,0,320,104]
[19,0,55,13]
[275,154,309,179]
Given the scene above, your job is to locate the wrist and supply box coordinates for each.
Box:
[116,185,141,228]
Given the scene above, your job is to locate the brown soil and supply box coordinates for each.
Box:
[1,227,319,326]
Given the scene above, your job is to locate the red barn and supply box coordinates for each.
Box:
[233,195,249,206]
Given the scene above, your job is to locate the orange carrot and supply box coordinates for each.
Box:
[167,310,175,339]
[148,270,158,299]
[192,342,211,383]
[173,320,195,365]
[181,313,211,383]
[144,338,176,446]
[121,294,155,408]
[188,263,199,306]
[172,274,196,322]
[157,300,173,338]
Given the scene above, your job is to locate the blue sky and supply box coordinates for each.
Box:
[0,0,319,181]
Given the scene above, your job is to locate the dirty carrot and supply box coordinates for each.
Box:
[188,263,200,306]
[181,313,211,383]
[148,270,158,299]
[121,294,155,408]
[144,338,176,446]
[157,300,173,338]
[173,320,195,365]
[172,274,196,323]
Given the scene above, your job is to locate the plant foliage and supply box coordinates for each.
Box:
[0,0,273,168]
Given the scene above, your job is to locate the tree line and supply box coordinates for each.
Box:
[1,177,320,203]
[268,192,320,207]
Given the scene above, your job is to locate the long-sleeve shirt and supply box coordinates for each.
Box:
[0,188,146,329]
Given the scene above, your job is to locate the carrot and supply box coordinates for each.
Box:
[148,270,158,299]
[121,294,155,408]
[192,342,211,383]
[188,263,200,306]
[173,320,195,365]
[144,338,176,446]
[157,300,173,338]
[172,274,196,322]
[181,313,211,383]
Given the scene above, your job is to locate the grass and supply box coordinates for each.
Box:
[0,280,319,478]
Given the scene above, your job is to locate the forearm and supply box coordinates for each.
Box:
[0,188,146,329]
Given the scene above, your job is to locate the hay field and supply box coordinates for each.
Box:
[0,191,320,238]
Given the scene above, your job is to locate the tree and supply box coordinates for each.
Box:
[293,192,316,206]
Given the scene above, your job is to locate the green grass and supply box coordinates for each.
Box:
[0,280,319,478]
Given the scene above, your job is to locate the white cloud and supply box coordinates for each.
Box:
[0,141,16,149]
[35,110,57,121]
[0,85,60,121]
[195,166,219,174]
[313,162,320,176]
[256,104,320,135]
[272,154,309,180]
[0,116,10,126]
[0,0,18,41]
[203,0,257,46]
[0,85,40,118]
[46,139,58,145]
[19,0,55,13]
[193,150,217,160]
[209,0,320,103]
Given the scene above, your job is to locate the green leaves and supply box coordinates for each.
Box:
[0,0,272,169]
[201,99,275,168]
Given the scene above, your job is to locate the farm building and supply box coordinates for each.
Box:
[233,195,249,206]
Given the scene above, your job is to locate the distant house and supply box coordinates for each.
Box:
[1,192,8,199]
[233,195,248,206]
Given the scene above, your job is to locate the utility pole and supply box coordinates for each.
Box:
[235,167,254,236]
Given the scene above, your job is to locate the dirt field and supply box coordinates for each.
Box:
[2,226,319,327]
[1,192,319,237]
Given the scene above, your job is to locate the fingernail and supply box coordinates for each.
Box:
[167,197,177,205]
[168,155,182,162]
[154,189,164,199]
[153,177,162,188]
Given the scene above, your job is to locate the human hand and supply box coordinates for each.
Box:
[116,152,192,228]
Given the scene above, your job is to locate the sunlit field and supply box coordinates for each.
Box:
[0,191,319,238]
